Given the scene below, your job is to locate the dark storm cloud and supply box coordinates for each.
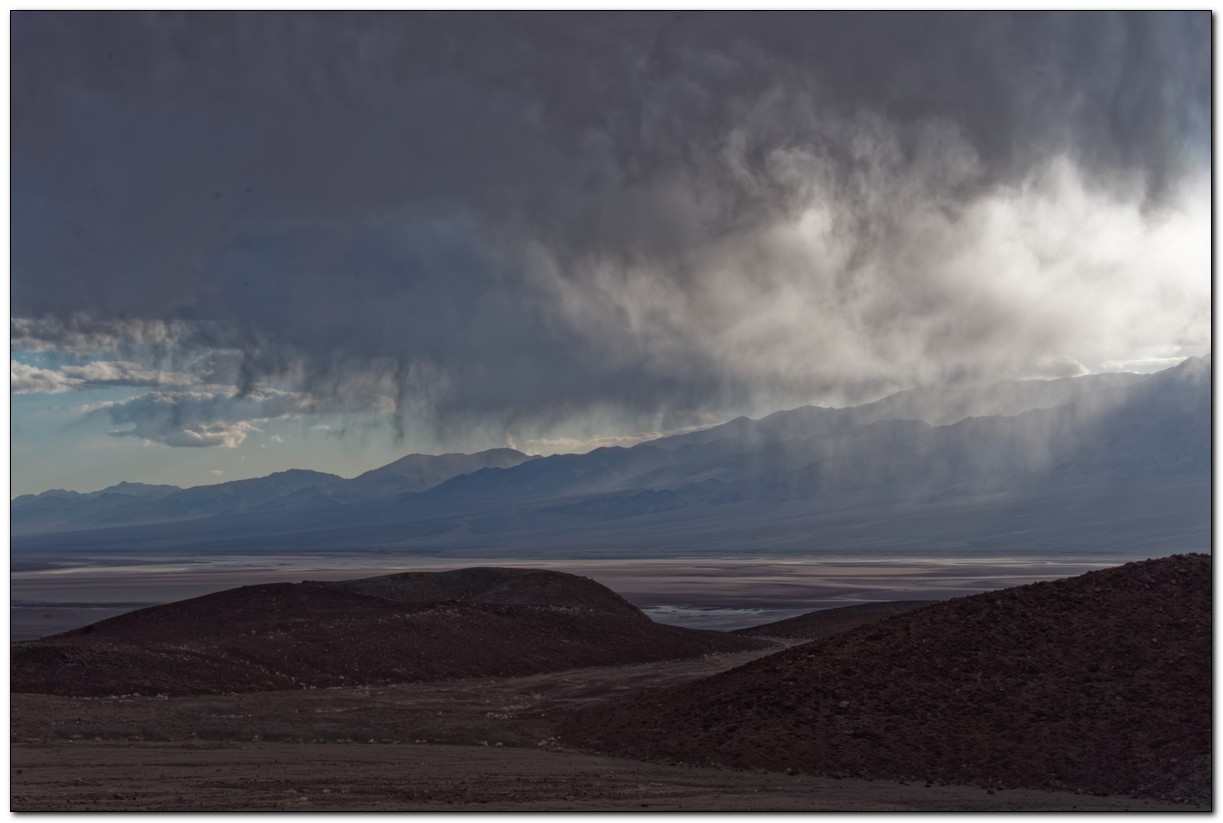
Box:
[10,11,1211,442]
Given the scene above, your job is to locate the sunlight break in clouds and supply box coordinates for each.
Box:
[10,360,199,394]
[81,389,312,448]
[9,12,1209,490]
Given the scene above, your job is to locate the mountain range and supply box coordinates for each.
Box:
[11,356,1210,558]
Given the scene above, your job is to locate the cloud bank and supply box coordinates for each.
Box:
[82,389,314,448]
[11,12,1211,447]
[10,359,198,394]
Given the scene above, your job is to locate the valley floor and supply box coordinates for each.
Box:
[11,740,1197,812]
[10,644,1201,812]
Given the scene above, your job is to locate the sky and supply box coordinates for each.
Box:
[9,11,1212,497]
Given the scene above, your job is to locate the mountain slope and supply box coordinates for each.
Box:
[652,370,1149,451]
[256,448,537,510]
[559,554,1211,803]
[10,470,341,533]
[352,448,535,493]
[10,482,182,533]
[398,357,1210,507]
[9,449,534,533]
[731,601,940,640]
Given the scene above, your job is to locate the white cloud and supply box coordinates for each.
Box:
[142,422,260,448]
[62,360,197,387]
[112,421,258,449]
[10,358,199,394]
[532,153,1209,407]
[10,361,81,393]
[88,389,306,448]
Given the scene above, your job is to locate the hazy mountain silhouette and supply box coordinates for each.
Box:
[11,450,533,533]
[10,357,1210,558]
[11,469,341,532]
[11,481,182,532]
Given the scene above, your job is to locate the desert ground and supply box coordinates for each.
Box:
[10,644,1199,812]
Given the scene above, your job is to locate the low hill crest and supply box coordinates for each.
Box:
[332,566,647,620]
[11,566,762,696]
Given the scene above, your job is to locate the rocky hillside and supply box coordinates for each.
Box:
[560,554,1211,803]
[333,567,648,619]
[11,568,767,697]
[731,600,939,640]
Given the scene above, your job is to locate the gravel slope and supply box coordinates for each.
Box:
[560,554,1211,803]
[732,600,940,640]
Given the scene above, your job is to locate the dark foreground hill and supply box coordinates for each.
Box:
[559,554,1211,803]
[731,600,940,640]
[10,568,767,697]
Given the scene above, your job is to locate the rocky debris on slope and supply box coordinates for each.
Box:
[732,600,940,640]
[559,554,1211,803]
[11,569,769,697]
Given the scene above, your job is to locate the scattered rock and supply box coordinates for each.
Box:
[560,555,1211,804]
